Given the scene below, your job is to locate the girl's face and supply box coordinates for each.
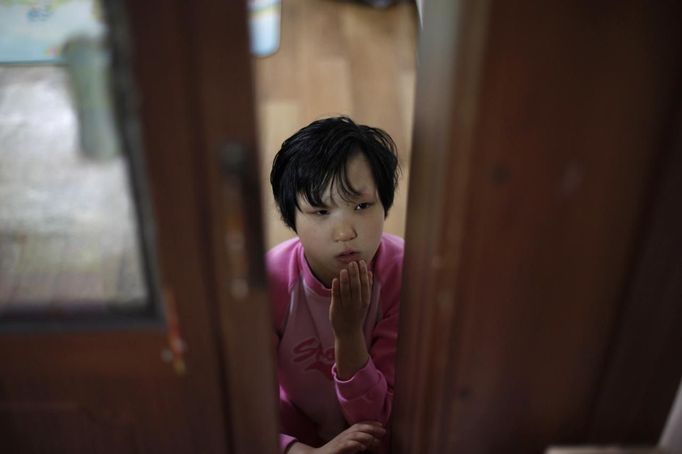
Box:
[295,153,385,288]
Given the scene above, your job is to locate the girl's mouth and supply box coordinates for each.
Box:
[336,250,362,264]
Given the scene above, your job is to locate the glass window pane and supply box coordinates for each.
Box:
[0,0,151,317]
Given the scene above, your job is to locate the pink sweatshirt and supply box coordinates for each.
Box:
[267,233,403,453]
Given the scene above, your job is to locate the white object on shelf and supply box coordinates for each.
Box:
[249,0,282,57]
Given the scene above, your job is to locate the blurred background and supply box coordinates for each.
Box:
[0,0,418,311]
[1,1,681,453]
[252,0,418,250]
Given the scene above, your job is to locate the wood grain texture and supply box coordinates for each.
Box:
[0,1,252,452]
[184,0,280,452]
[394,0,681,452]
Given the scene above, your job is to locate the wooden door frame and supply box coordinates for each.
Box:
[0,1,264,452]
[120,0,681,453]
[122,1,280,453]
[125,0,681,452]
[394,0,682,452]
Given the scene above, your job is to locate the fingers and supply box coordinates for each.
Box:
[349,261,361,303]
[350,422,386,438]
[340,268,350,307]
[359,261,371,305]
[330,277,340,317]
[331,263,373,338]
[343,261,370,303]
[337,423,386,453]
[346,432,376,450]
[336,440,365,454]
[324,422,386,454]
[332,277,340,302]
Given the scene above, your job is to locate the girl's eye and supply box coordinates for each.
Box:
[314,209,329,216]
[355,202,372,211]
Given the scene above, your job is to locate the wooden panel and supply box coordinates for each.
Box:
[1,0,271,452]
[0,376,212,453]
[1,402,138,453]
[182,1,280,454]
[587,106,682,442]
[394,0,681,452]
[120,1,232,451]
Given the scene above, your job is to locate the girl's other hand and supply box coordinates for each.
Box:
[316,421,385,454]
[286,422,384,454]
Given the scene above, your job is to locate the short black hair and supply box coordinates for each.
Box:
[270,116,400,232]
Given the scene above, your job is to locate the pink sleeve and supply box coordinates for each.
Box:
[278,384,321,452]
[278,387,299,453]
[331,234,402,426]
[268,240,308,453]
[280,434,296,453]
[331,299,398,425]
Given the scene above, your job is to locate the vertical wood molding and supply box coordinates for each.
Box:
[125,1,279,453]
[183,1,279,453]
[395,1,681,452]
[394,0,492,452]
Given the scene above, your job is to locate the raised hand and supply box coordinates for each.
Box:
[330,260,373,340]
[330,260,374,380]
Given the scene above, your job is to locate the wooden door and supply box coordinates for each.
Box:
[394,0,682,452]
[0,1,278,453]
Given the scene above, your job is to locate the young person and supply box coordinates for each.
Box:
[267,116,403,453]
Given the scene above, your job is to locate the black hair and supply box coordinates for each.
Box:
[270,116,400,232]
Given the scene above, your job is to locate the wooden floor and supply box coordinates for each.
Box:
[254,0,418,250]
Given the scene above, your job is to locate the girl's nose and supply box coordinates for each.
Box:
[333,221,357,242]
